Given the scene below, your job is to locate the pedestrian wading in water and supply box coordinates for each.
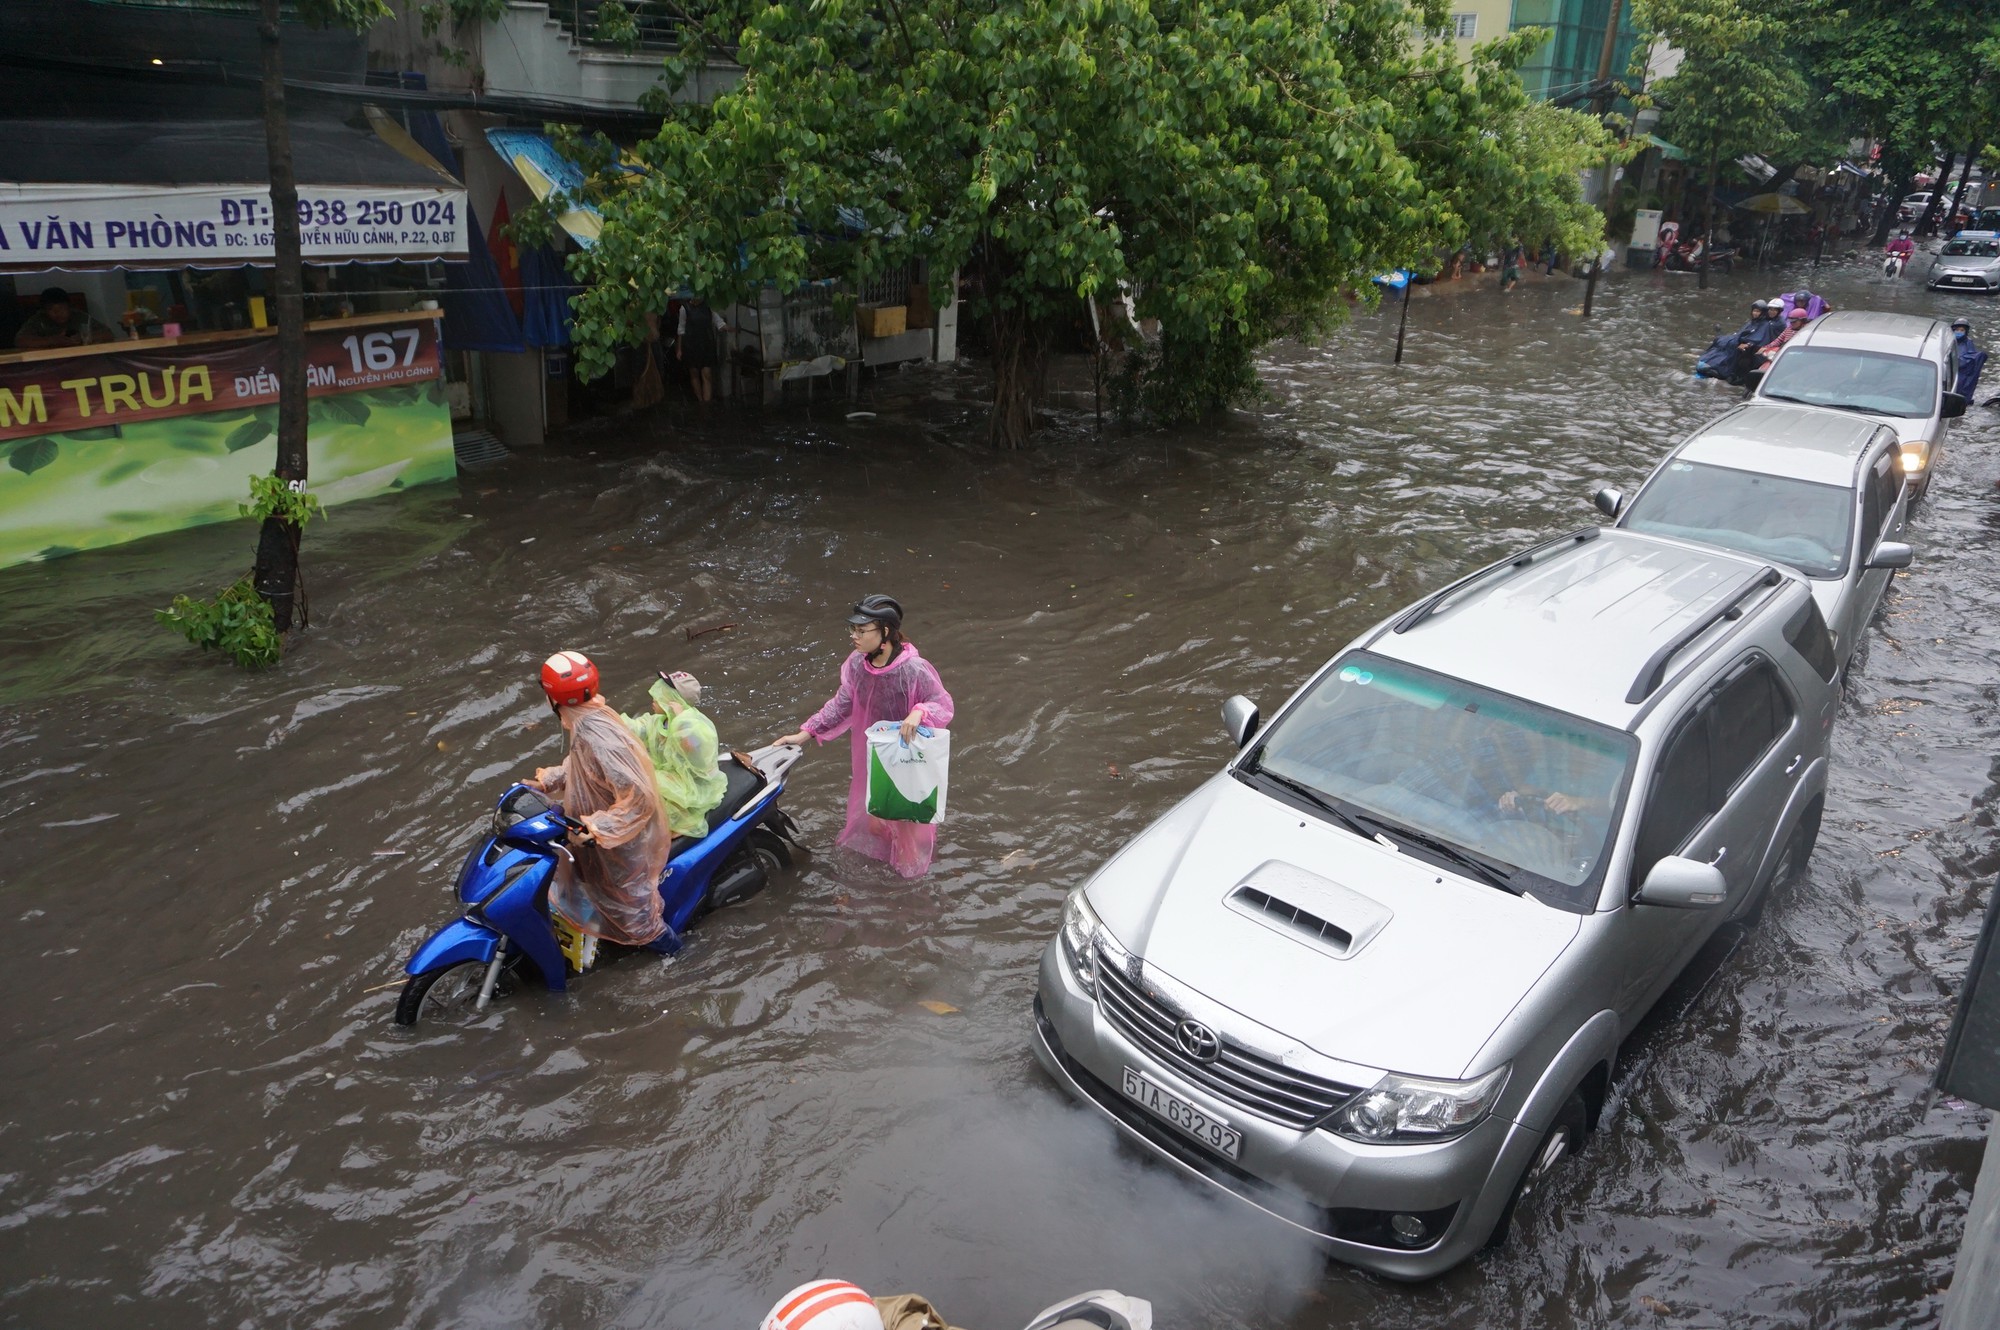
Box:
[774,595,955,878]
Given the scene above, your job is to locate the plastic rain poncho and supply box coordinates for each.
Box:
[802,642,955,878]
[623,677,729,839]
[534,697,673,945]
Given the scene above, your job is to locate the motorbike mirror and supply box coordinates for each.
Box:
[1942,391,1968,419]
[1222,695,1261,750]
[1866,540,1914,571]
[1634,855,1727,908]
[1592,487,1624,518]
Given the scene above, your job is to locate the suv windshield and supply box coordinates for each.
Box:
[1762,347,1939,417]
[1249,653,1634,911]
[1623,459,1854,578]
[1943,238,2000,258]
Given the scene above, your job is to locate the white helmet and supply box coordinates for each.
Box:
[761,1281,883,1330]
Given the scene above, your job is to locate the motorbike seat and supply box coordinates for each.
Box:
[703,756,765,834]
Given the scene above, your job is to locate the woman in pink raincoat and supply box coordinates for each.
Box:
[775,595,954,878]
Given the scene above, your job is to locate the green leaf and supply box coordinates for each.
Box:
[225,419,274,453]
[9,437,57,474]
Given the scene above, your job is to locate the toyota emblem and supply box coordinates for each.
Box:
[1176,1019,1221,1063]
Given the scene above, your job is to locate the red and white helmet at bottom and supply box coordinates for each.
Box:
[760,1280,883,1330]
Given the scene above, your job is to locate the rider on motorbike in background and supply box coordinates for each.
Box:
[528,651,680,954]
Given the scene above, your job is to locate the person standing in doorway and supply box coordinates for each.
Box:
[773,595,955,879]
[677,296,728,403]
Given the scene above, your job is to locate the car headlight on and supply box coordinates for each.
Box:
[1329,1064,1510,1143]
[1059,888,1102,993]
[1900,442,1928,473]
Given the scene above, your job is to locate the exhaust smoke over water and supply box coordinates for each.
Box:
[4,258,1998,1328]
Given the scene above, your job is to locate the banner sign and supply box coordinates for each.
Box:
[0,315,442,441]
[0,183,468,270]
[0,314,456,569]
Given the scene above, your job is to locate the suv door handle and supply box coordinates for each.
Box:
[1785,754,1803,775]
[1708,847,1728,866]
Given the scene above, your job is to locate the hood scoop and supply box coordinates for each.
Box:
[1224,861,1393,960]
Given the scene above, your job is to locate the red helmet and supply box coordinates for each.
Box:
[540,650,599,708]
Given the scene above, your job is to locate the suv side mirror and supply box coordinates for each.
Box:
[1867,540,1914,570]
[1745,368,1767,391]
[1592,487,1624,518]
[1222,695,1261,749]
[1635,856,1727,908]
[1943,391,1968,419]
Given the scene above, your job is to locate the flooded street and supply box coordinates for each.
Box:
[7,256,2000,1328]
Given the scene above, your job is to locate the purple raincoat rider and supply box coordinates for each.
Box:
[775,594,955,878]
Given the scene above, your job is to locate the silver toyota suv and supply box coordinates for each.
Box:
[1032,528,1838,1279]
[1594,400,1912,676]
[1750,309,1966,499]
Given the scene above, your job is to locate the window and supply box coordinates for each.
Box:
[1761,348,1940,419]
[1634,713,1713,882]
[1707,662,1793,798]
[1248,652,1636,909]
[1784,598,1839,682]
[1622,459,1854,578]
[1452,12,1478,38]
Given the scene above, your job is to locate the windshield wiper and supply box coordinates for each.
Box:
[1762,392,1884,417]
[1368,821,1522,895]
[1238,763,1378,843]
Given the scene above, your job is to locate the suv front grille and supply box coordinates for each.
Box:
[1094,949,1361,1128]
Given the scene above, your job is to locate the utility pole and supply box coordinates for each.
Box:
[1583,0,1627,318]
[253,0,309,633]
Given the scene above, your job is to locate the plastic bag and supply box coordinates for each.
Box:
[865,721,950,824]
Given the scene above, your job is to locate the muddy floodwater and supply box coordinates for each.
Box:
[6,259,2000,1329]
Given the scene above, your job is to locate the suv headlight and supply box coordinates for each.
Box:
[1329,1064,1510,1143]
[1059,888,1102,993]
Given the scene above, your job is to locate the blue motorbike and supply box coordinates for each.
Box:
[394,743,803,1025]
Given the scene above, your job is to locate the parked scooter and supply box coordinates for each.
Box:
[1662,240,1737,273]
[394,743,803,1024]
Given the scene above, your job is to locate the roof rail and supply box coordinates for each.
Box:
[1623,566,1782,705]
[1388,527,1601,637]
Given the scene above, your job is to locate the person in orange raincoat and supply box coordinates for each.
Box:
[527,650,678,952]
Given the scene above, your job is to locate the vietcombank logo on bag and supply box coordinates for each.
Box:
[865,723,951,824]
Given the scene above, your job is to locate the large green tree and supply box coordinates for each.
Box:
[1632,0,1809,282]
[554,0,1610,445]
[1774,0,2000,242]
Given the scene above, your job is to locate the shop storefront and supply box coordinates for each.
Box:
[0,111,468,568]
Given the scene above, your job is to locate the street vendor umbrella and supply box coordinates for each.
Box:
[1737,193,1813,216]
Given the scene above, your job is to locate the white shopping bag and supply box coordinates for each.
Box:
[865,721,951,824]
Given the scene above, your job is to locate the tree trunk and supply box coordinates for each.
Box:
[984,301,1044,449]
[1916,151,1956,238]
[253,0,308,632]
[1873,159,1913,247]
[1950,144,1980,223]
[1700,143,1718,290]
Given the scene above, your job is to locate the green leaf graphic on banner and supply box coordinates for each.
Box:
[316,395,370,427]
[8,438,57,474]
[100,457,150,484]
[61,426,119,441]
[867,747,940,824]
[225,419,273,452]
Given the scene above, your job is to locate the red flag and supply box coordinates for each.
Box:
[489,191,524,320]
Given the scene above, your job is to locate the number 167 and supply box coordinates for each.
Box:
[341,330,420,372]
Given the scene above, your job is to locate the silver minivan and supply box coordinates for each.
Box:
[1751,310,1966,499]
[1032,528,1837,1278]
[1595,401,1912,675]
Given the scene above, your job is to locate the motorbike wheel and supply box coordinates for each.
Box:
[393,956,515,1026]
[749,826,794,876]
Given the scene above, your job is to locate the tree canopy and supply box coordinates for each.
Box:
[549,0,1613,444]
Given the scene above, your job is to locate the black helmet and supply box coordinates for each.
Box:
[846,593,903,630]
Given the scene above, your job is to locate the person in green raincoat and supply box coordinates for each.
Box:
[624,671,729,838]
